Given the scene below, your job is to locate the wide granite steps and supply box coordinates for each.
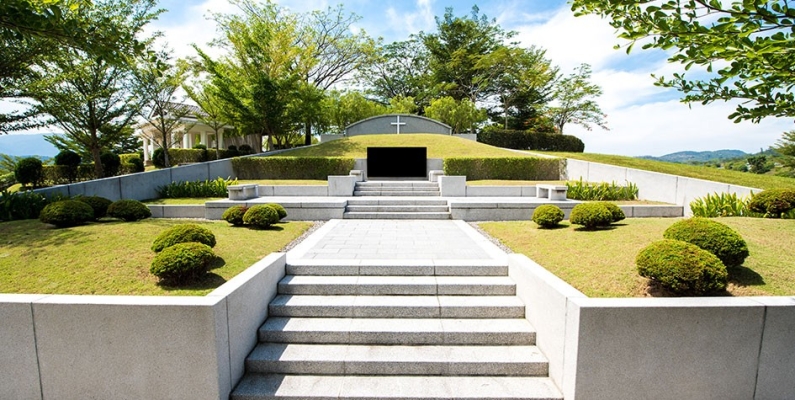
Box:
[285,262,509,277]
[278,275,517,296]
[353,181,442,198]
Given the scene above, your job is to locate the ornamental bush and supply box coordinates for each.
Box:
[39,200,94,228]
[222,205,248,226]
[663,218,749,268]
[265,203,287,220]
[150,242,215,285]
[74,196,112,220]
[636,239,728,296]
[748,189,795,218]
[569,203,613,229]
[14,157,44,187]
[100,151,121,177]
[595,202,626,223]
[54,150,81,182]
[107,199,151,221]
[532,205,564,228]
[152,224,217,252]
[243,204,279,228]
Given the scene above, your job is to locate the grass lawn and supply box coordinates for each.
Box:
[278,134,543,158]
[237,179,328,185]
[540,151,795,190]
[479,218,795,298]
[145,197,224,204]
[0,219,313,296]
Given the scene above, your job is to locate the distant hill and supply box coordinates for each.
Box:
[0,133,60,158]
[639,150,747,163]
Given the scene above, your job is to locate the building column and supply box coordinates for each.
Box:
[218,129,225,149]
[142,137,151,163]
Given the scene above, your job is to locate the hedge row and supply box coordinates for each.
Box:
[478,129,585,152]
[153,148,247,167]
[40,154,144,186]
[443,157,563,180]
[232,157,356,179]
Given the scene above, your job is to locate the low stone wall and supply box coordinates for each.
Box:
[566,159,758,215]
[0,253,287,400]
[508,254,795,400]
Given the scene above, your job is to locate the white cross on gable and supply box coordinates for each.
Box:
[390,115,406,134]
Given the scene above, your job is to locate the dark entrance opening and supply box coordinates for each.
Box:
[367,147,427,178]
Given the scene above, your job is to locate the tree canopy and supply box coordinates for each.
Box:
[571,0,795,123]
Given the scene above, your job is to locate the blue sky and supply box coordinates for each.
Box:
[2,0,792,157]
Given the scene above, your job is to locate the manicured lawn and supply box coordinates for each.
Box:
[479,218,795,297]
[145,197,224,204]
[540,151,795,190]
[0,219,313,296]
[278,134,544,158]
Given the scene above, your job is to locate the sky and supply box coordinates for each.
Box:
[3,0,793,157]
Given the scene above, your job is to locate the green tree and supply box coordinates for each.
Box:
[320,91,386,134]
[425,96,487,133]
[571,0,795,123]
[388,96,418,114]
[548,64,608,134]
[184,81,229,159]
[774,130,795,169]
[361,38,434,112]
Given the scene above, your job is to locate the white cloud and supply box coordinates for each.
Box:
[147,0,239,60]
[385,0,435,37]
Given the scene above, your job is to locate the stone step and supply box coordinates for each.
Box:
[269,295,525,319]
[285,262,509,277]
[346,199,448,206]
[278,275,516,296]
[353,191,441,197]
[343,211,451,219]
[356,182,440,188]
[346,205,450,213]
[231,374,563,400]
[259,317,536,345]
[245,344,548,376]
[355,185,439,191]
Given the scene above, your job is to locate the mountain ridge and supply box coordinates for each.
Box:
[639,149,747,163]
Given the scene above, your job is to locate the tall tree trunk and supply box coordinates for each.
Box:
[304,121,312,146]
[91,147,104,179]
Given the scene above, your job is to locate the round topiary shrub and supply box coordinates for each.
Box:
[152,148,167,168]
[532,205,564,228]
[100,151,121,177]
[54,150,81,182]
[596,202,625,223]
[39,200,95,228]
[107,199,152,221]
[748,189,795,218]
[636,239,728,296]
[238,144,254,154]
[222,205,248,226]
[569,203,613,229]
[663,217,749,268]
[74,196,112,220]
[14,157,44,187]
[243,204,278,228]
[265,203,287,221]
[152,224,217,252]
[150,242,215,285]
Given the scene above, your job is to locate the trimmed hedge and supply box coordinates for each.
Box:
[532,205,564,228]
[150,242,215,284]
[39,200,94,228]
[478,128,585,152]
[569,203,614,229]
[107,199,152,221]
[636,239,728,296]
[232,156,355,179]
[74,196,112,220]
[265,203,288,220]
[153,148,240,168]
[15,157,44,187]
[596,202,626,223]
[120,154,145,174]
[222,205,248,226]
[443,157,563,180]
[748,189,795,218]
[243,204,279,228]
[663,218,749,268]
[151,224,217,252]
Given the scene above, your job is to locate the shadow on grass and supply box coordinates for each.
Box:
[159,272,227,291]
[572,225,618,232]
[536,224,571,230]
[728,266,766,287]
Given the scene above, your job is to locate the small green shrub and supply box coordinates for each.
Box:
[566,178,638,201]
[663,218,749,268]
[222,205,248,226]
[443,157,563,180]
[74,196,112,219]
[232,157,355,180]
[150,242,215,284]
[748,189,795,218]
[569,203,613,229]
[243,204,278,228]
[690,192,756,218]
[100,152,121,177]
[39,200,94,228]
[107,199,152,221]
[157,177,236,198]
[238,144,254,154]
[152,148,167,168]
[532,205,564,228]
[54,150,81,182]
[636,239,728,296]
[477,128,585,152]
[595,202,625,223]
[14,157,44,187]
[119,154,145,174]
[265,203,288,220]
[152,224,217,252]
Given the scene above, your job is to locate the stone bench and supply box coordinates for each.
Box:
[429,170,445,182]
[536,184,568,201]
[349,170,364,182]
[227,184,259,200]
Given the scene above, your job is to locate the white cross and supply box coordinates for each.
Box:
[391,115,406,134]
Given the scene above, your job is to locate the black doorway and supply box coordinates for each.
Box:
[367,147,427,178]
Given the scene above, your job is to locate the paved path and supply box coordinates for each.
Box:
[286,219,508,264]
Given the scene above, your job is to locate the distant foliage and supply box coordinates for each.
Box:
[100,152,121,177]
[443,157,563,180]
[107,199,151,221]
[232,157,355,180]
[151,224,217,252]
[157,177,237,198]
[39,200,94,228]
[532,205,564,228]
[663,218,749,268]
[566,179,638,201]
[14,157,44,187]
[150,242,216,285]
[477,128,585,152]
[636,239,728,296]
[569,203,614,229]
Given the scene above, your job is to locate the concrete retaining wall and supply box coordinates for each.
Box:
[566,158,759,215]
[507,255,795,400]
[0,253,287,400]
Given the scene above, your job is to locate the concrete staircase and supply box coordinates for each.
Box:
[344,199,451,220]
[231,261,563,400]
[353,181,441,197]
